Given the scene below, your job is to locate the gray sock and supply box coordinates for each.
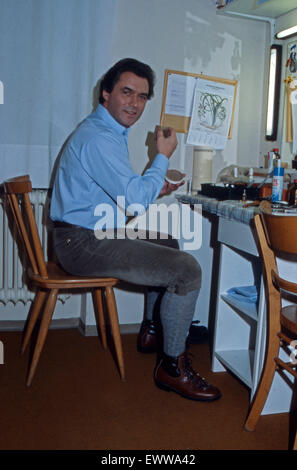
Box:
[145,288,162,321]
[160,289,199,357]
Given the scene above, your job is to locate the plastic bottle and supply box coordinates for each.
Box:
[249,168,253,184]
[288,179,297,205]
[272,160,284,202]
[273,148,281,160]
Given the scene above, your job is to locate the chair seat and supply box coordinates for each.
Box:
[281,305,297,336]
[28,261,119,289]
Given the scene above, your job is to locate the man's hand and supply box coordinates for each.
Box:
[159,177,185,197]
[155,126,178,159]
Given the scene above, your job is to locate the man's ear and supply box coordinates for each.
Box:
[102,89,109,105]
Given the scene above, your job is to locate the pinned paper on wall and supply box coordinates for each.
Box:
[164,73,196,117]
[160,69,237,142]
[186,78,236,149]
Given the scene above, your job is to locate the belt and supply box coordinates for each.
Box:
[53,221,82,230]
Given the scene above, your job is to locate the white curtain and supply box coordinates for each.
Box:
[0,0,118,187]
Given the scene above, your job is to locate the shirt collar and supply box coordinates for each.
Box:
[95,104,130,137]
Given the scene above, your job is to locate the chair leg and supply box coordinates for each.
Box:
[105,286,125,381]
[26,289,58,386]
[244,336,280,431]
[21,289,47,355]
[93,289,107,349]
[293,429,297,450]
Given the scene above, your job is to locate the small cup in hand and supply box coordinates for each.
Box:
[165,169,185,185]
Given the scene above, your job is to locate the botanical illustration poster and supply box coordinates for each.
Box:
[186,78,235,149]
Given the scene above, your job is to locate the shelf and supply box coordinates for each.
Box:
[217,0,297,20]
[215,349,254,388]
[221,293,258,322]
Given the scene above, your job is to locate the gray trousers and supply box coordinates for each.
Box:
[53,226,202,357]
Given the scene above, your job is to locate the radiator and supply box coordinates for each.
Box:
[0,189,48,305]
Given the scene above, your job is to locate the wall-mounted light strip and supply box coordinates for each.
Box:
[276,25,297,40]
[266,45,282,141]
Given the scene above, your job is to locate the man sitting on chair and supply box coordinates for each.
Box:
[50,58,221,402]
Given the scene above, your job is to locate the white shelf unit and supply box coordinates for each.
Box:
[221,293,258,322]
[211,217,266,398]
[211,216,294,413]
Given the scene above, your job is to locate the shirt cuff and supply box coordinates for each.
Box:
[152,153,169,175]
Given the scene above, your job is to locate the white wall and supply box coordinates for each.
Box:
[111,0,269,181]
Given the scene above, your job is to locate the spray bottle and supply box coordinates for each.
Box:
[272,159,284,202]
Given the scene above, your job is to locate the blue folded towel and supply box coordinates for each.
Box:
[226,285,258,303]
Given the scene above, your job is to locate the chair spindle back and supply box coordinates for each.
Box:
[4,175,48,278]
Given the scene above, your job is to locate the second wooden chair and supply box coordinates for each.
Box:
[244,203,297,449]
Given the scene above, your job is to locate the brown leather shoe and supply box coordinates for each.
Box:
[154,352,221,401]
[137,320,159,353]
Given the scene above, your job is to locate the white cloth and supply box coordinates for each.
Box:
[0,0,118,187]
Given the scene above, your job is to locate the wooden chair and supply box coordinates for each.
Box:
[244,202,297,449]
[4,175,125,386]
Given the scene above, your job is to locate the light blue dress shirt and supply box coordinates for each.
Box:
[50,104,169,231]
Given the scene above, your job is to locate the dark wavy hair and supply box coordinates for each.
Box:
[99,58,155,104]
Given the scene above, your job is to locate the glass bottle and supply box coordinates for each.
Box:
[288,179,297,206]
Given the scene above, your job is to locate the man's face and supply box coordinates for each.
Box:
[102,71,149,128]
